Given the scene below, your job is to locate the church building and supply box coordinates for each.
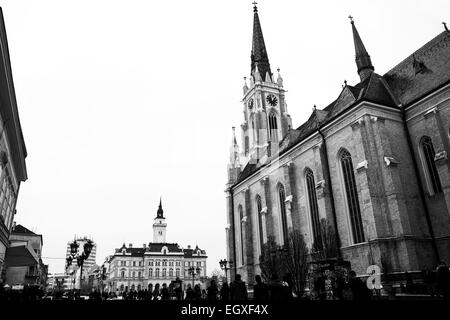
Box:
[105,200,207,293]
[226,4,450,284]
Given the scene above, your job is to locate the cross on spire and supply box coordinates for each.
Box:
[253,1,258,12]
[348,15,354,23]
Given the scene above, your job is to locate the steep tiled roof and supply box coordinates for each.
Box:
[114,242,203,257]
[12,224,35,235]
[148,243,183,253]
[183,245,207,258]
[384,31,450,106]
[234,73,397,185]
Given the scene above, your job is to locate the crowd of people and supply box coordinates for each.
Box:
[1,261,449,301]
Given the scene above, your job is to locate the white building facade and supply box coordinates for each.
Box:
[105,200,208,293]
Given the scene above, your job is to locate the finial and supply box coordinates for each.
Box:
[232,126,235,132]
[348,15,354,24]
[244,76,247,81]
[313,104,317,111]
[277,67,280,73]
[344,80,347,86]
[253,1,258,12]
[443,22,449,31]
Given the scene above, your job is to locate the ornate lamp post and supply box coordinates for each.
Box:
[66,239,94,296]
[188,266,201,288]
[219,259,231,284]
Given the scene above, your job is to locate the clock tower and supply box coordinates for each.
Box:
[153,198,167,243]
[241,3,292,163]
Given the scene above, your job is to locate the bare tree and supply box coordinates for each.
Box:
[282,230,309,295]
[311,218,338,261]
[259,236,284,282]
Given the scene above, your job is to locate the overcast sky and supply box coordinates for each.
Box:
[2,0,449,275]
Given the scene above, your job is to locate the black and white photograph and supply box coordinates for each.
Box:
[0,0,449,316]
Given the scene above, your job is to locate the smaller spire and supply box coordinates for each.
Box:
[232,127,237,145]
[350,16,374,82]
[229,127,241,169]
[276,67,283,87]
[265,71,272,83]
[243,77,249,94]
[254,62,262,82]
[443,22,449,31]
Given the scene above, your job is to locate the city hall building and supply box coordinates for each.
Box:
[226,4,450,284]
[105,200,207,293]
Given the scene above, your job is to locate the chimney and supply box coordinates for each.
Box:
[129,243,133,248]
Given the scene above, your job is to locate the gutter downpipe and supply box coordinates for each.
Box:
[401,104,440,262]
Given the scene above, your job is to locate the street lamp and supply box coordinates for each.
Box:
[219,259,231,284]
[66,239,94,297]
[188,266,201,288]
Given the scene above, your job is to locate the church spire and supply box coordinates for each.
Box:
[251,2,272,82]
[157,197,164,218]
[349,16,374,82]
[229,127,241,168]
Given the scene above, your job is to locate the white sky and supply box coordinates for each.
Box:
[2,0,449,276]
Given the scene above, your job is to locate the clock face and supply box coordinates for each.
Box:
[266,94,278,107]
[248,99,254,109]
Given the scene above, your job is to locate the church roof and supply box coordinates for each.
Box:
[12,224,36,235]
[384,30,450,106]
[235,72,398,185]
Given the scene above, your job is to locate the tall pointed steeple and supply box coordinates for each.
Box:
[251,3,272,82]
[157,197,164,218]
[350,16,374,82]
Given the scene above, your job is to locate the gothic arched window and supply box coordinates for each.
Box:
[278,184,288,244]
[305,168,321,248]
[420,136,442,194]
[169,268,173,277]
[149,269,153,277]
[176,268,180,277]
[155,268,160,277]
[238,205,245,265]
[256,195,264,251]
[269,112,278,141]
[162,268,166,277]
[340,149,365,244]
[121,270,125,278]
